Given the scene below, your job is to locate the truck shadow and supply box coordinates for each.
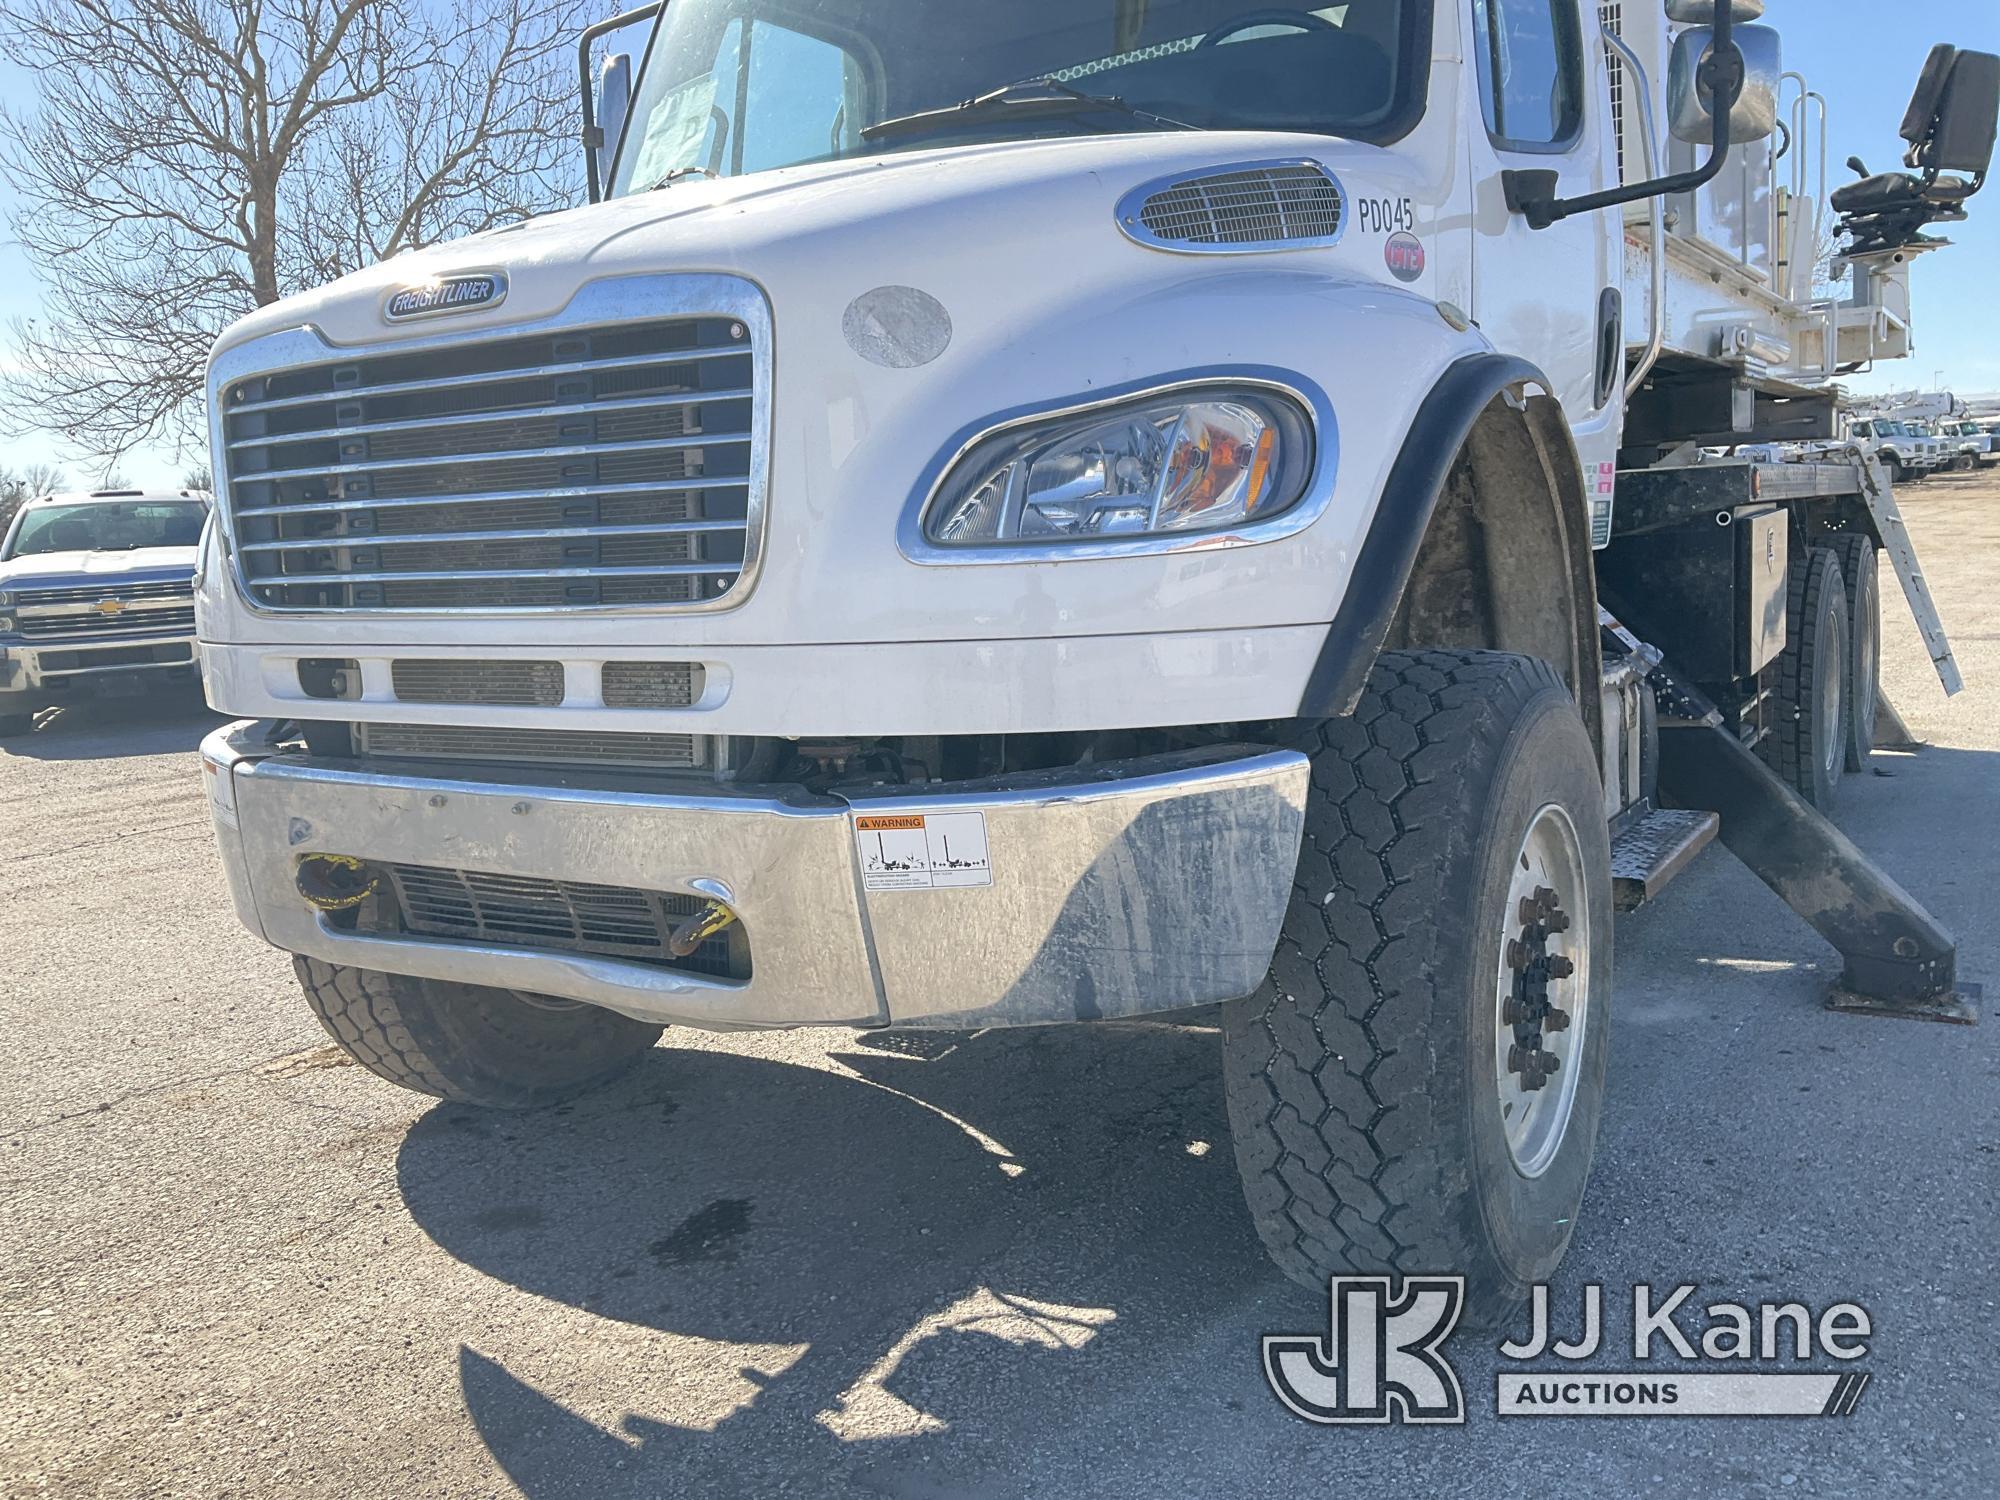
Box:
[395,1022,1300,1497]
[0,689,224,762]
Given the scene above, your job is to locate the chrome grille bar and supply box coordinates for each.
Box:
[248,562,723,587]
[226,387,753,450]
[223,343,751,416]
[231,478,747,520]
[242,431,739,485]
[238,519,742,552]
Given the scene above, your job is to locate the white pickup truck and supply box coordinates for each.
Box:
[195,0,1996,1323]
[0,490,208,737]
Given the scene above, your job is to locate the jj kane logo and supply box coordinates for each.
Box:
[1263,1277,1467,1424]
[1264,1280,1876,1424]
[384,272,506,322]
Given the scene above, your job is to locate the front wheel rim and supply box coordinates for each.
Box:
[1492,803,1591,1179]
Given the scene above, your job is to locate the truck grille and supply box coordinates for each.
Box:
[11,579,195,642]
[16,605,195,641]
[217,314,762,612]
[352,721,708,770]
[377,863,743,978]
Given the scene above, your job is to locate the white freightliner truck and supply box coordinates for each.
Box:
[196,0,1997,1321]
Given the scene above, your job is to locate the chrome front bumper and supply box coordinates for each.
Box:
[201,722,1308,1031]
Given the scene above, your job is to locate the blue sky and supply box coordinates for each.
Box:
[2,0,1998,487]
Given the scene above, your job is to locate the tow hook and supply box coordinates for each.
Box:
[295,853,381,911]
[668,899,738,957]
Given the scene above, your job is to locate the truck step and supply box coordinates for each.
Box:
[1611,808,1721,913]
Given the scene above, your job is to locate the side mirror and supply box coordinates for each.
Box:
[578,2,662,203]
[1663,0,1762,18]
[1504,0,1750,230]
[1903,46,2000,178]
[1668,22,1782,145]
[597,52,634,188]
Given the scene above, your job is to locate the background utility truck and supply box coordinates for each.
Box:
[196,0,1997,1322]
[0,489,208,736]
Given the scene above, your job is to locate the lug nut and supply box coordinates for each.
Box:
[1547,955,1576,979]
[1545,910,1573,934]
[1507,938,1530,970]
[1544,1007,1572,1032]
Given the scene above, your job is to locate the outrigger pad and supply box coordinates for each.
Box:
[1828,981,1981,1027]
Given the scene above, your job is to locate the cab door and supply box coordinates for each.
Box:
[1465,0,1623,530]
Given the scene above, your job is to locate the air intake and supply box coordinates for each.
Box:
[1118,160,1347,252]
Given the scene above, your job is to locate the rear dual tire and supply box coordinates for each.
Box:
[1222,650,1612,1327]
[1827,534,1880,774]
[1759,546,1849,810]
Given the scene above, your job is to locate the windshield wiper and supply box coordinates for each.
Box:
[861,77,1196,143]
[647,164,716,192]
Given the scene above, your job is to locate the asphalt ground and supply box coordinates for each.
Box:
[3,472,1997,1498]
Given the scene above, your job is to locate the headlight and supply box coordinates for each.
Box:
[925,386,1315,547]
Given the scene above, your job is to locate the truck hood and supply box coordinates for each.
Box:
[0,547,198,591]
[199,121,1489,669]
[211,130,1441,357]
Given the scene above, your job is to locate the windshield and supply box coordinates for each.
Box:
[608,0,1430,194]
[3,501,208,560]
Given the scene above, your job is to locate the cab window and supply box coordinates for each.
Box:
[1471,0,1584,150]
[621,14,868,189]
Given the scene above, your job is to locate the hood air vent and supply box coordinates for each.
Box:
[1118,160,1347,253]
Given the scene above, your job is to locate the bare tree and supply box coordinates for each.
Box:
[181,463,215,493]
[0,460,68,530]
[1812,221,1853,304]
[0,0,587,462]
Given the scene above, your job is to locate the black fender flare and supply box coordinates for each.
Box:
[1295,352,1600,734]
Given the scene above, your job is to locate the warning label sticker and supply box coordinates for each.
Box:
[855,811,992,891]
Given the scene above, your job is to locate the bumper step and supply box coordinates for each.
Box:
[1611,807,1721,912]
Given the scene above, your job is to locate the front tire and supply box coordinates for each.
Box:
[294,958,664,1109]
[1222,650,1612,1327]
